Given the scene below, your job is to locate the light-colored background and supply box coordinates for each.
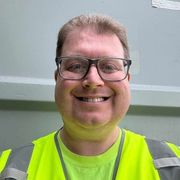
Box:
[0,0,180,151]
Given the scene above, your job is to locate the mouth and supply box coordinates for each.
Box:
[76,97,110,102]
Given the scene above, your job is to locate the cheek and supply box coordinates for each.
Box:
[112,82,131,111]
[55,80,70,108]
[55,78,72,96]
[55,79,77,109]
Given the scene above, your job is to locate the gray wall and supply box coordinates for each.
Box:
[0,0,180,151]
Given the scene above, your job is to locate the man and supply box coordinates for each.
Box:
[0,14,180,180]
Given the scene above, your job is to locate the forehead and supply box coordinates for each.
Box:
[61,28,124,58]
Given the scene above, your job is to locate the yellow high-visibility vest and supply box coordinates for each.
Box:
[0,129,180,180]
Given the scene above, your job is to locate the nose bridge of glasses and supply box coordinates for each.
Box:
[85,59,103,79]
[87,58,99,67]
[85,58,99,73]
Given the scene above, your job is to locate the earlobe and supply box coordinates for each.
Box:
[127,73,131,81]
[54,70,58,81]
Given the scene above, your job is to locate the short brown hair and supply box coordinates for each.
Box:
[56,14,130,58]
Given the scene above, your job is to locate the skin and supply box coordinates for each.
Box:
[55,27,131,155]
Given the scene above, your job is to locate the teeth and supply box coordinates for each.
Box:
[82,97,105,102]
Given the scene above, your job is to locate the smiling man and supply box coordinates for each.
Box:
[0,14,180,180]
[55,27,131,146]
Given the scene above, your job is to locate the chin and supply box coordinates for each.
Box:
[74,116,113,130]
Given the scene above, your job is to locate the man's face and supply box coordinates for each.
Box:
[55,28,131,133]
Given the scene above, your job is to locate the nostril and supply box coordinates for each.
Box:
[82,79,104,89]
[83,83,91,89]
[81,66,105,89]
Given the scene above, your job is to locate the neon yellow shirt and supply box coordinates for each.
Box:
[57,131,121,180]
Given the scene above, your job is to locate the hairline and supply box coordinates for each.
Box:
[56,14,130,59]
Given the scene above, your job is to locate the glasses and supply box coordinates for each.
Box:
[55,56,132,82]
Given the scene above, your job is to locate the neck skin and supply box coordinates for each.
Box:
[60,126,120,156]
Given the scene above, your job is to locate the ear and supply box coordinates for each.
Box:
[54,70,58,81]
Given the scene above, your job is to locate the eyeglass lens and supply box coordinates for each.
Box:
[58,57,129,81]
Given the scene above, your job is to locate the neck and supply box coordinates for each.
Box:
[60,126,120,156]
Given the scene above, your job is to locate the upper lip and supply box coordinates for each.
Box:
[75,95,110,98]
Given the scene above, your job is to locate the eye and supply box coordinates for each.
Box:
[101,63,117,73]
[99,60,124,73]
[66,63,82,72]
[62,59,87,74]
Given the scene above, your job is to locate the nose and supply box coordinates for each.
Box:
[82,65,104,89]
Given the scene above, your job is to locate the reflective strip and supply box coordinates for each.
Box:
[154,157,180,169]
[0,144,34,179]
[146,139,175,159]
[0,167,27,180]
[146,138,180,180]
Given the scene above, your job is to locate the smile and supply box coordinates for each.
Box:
[77,97,109,102]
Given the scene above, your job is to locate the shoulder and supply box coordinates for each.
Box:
[123,128,180,156]
[32,131,57,147]
[121,129,180,179]
[123,129,145,144]
[0,131,57,173]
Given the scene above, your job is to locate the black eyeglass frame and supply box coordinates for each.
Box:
[55,56,132,82]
